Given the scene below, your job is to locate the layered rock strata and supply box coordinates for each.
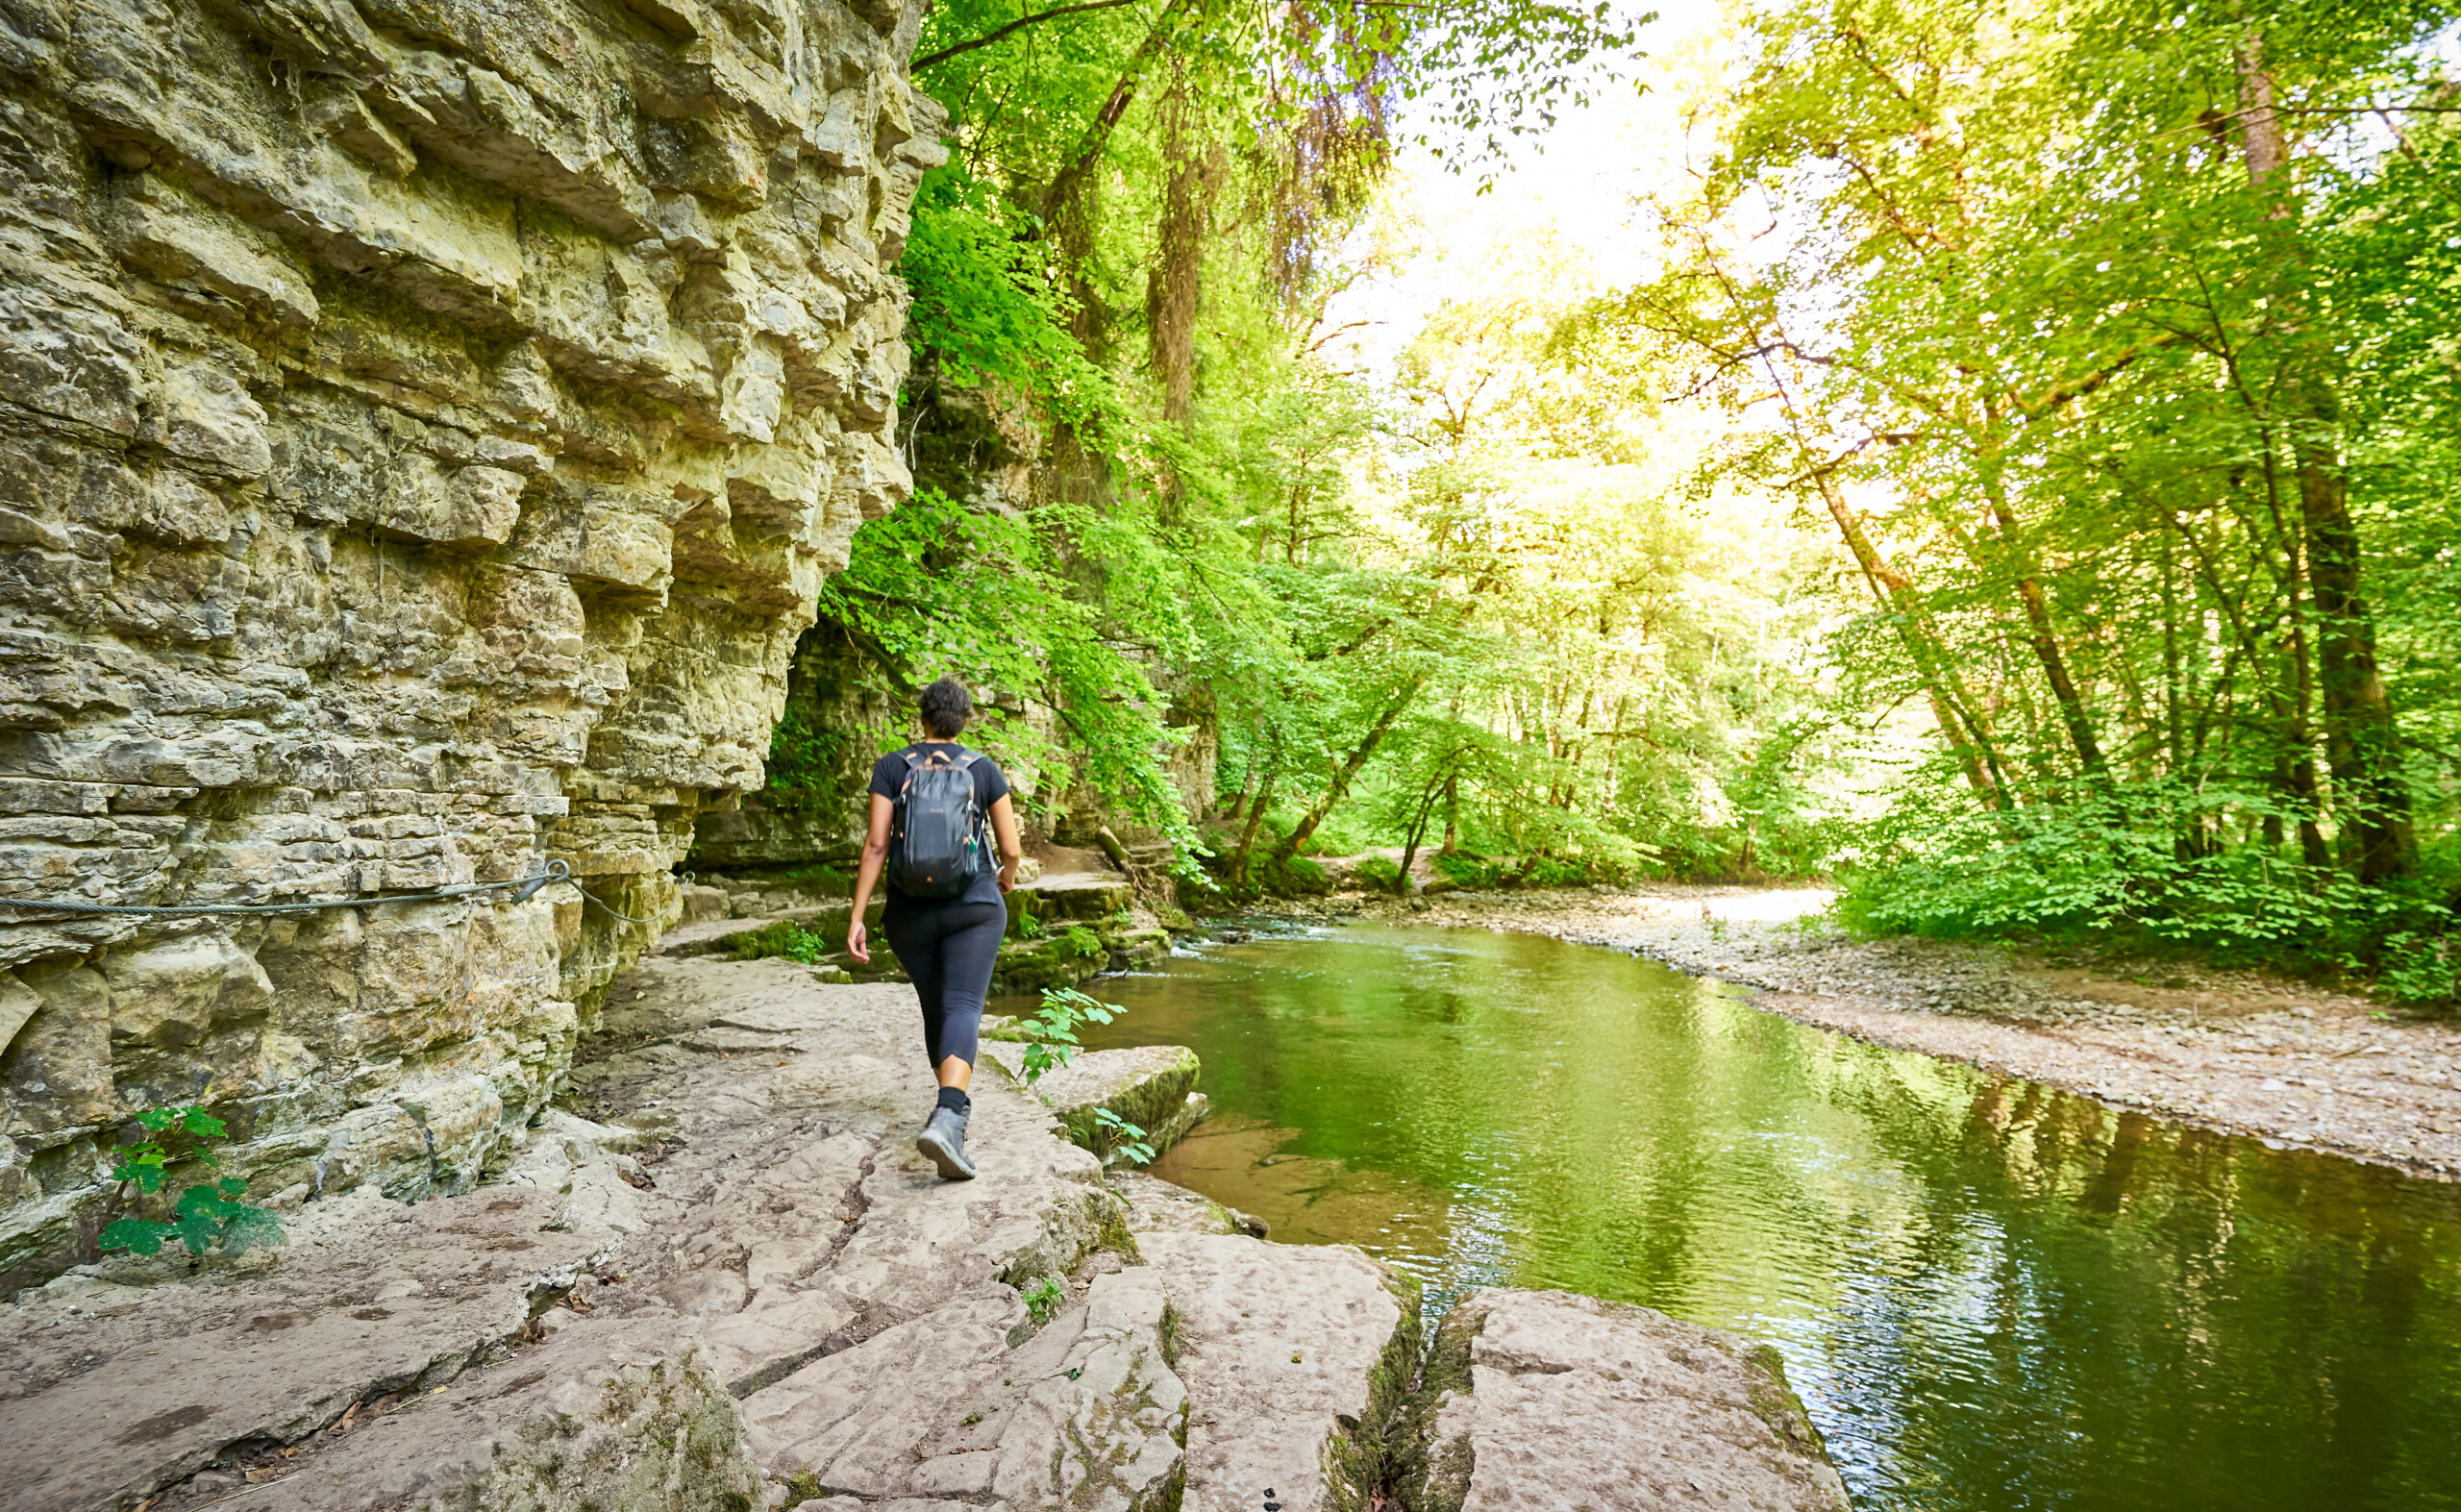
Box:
[0,0,942,1290]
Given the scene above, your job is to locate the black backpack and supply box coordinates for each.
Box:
[887,748,987,900]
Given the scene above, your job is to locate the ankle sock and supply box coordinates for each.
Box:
[935,1086,971,1116]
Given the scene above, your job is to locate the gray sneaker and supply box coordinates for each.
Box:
[916,1105,977,1180]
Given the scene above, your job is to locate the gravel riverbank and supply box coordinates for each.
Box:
[1249,884,2461,1181]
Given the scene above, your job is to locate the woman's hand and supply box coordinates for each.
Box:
[998,859,1017,894]
[847,919,870,964]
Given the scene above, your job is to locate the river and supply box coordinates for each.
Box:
[1060,922,2461,1512]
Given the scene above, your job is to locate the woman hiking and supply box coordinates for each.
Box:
[847,677,1023,1180]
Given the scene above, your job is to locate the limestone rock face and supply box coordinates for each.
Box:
[1388,1288,1853,1512]
[0,0,942,1290]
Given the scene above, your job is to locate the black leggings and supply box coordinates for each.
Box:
[881,899,1006,1072]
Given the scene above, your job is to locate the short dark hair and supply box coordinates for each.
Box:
[918,677,974,739]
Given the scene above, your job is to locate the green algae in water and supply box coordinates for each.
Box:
[1064,923,2461,1512]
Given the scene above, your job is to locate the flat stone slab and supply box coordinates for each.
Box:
[1137,1230,1418,1512]
[744,1272,1183,1510]
[0,1183,609,1512]
[1009,875,1134,923]
[225,1322,760,1512]
[1110,1170,1267,1238]
[1390,1288,1852,1512]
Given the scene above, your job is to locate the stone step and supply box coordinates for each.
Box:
[229,1322,761,1512]
[1387,1288,1852,1512]
[1109,1169,1270,1239]
[982,1045,1209,1167]
[1007,874,1133,930]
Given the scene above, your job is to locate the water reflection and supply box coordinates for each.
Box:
[1056,924,2461,1512]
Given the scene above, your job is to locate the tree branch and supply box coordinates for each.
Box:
[913,0,1143,71]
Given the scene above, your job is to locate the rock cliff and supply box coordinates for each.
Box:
[0,0,942,1291]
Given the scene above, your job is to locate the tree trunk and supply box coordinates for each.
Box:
[2297,434,2413,878]
[1280,679,1424,855]
[1813,470,2011,804]
[1230,766,1276,885]
[1398,777,1444,890]
[2236,37,2415,880]
[1041,0,1196,351]
[1963,446,2104,777]
[1147,66,1214,425]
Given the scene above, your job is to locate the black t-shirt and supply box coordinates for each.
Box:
[868,742,1011,908]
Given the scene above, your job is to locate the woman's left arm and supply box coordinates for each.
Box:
[989,794,1022,893]
[847,792,893,962]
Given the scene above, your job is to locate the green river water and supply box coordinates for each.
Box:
[1058,922,2461,1512]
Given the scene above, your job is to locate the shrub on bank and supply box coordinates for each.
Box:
[1350,856,1405,892]
[1428,851,1637,891]
[1834,780,2461,1010]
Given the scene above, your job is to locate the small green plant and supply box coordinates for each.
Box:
[1017,910,1046,939]
[1018,986,1122,1084]
[1056,925,1105,961]
[99,1106,286,1259]
[1091,1107,1156,1166]
[728,919,831,964]
[1020,1275,1065,1323]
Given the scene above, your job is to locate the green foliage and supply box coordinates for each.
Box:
[1427,850,1635,890]
[762,706,858,811]
[2378,933,2458,1009]
[1090,1107,1157,1167]
[728,921,834,965]
[1017,911,1046,940]
[1020,1275,1066,1324]
[1202,831,1337,900]
[1017,986,1124,1084]
[806,480,1211,868]
[772,0,1638,894]
[1056,926,1106,962]
[98,1106,286,1260]
[1528,0,2461,984]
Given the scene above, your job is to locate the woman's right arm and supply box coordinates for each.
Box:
[847,791,893,963]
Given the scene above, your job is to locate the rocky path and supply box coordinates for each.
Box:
[1317,885,2461,1180]
[0,954,1848,1511]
